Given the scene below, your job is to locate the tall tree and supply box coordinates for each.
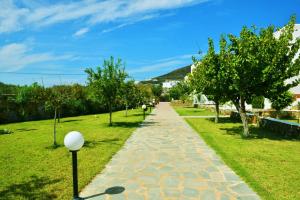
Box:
[85,56,128,126]
[191,38,228,123]
[225,16,300,137]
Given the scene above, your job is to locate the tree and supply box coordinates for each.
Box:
[271,91,294,118]
[151,84,163,99]
[191,37,228,123]
[224,16,300,137]
[121,80,137,117]
[46,86,70,146]
[85,56,128,126]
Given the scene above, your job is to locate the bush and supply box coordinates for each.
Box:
[252,96,265,109]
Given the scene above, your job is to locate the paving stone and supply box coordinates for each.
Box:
[182,188,199,197]
[80,103,260,200]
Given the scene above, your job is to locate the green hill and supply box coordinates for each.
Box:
[141,65,191,84]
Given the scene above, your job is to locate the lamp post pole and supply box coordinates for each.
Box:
[71,150,79,200]
[64,131,84,200]
[142,104,146,120]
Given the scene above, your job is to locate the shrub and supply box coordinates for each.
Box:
[252,96,265,109]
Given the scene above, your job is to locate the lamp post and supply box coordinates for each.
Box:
[149,102,153,112]
[142,104,147,119]
[64,131,84,200]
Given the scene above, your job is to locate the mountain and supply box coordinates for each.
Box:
[141,65,191,84]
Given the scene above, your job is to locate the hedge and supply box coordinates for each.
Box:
[259,117,300,138]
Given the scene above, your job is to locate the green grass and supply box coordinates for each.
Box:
[186,118,300,200]
[0,109,147,200]
[172,105,215,116]
[280,118,300,124]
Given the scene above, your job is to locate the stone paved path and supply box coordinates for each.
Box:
[80,102,260,200]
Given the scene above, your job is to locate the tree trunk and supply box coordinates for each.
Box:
[215,101,219,123]
[240,97,250,137]
[109,104,112,126]
[58,109,61,123]
[53,108,57,146]
[125,104,128,117]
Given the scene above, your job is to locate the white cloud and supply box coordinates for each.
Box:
[0,42,72,71]
[73,27,89,37]
[0,0,211,34]
[129,54,194,74]
[101,14,159,33]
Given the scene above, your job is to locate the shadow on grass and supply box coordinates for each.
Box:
[84,138,121,148]
[15,128,38,132]
[131,113,156,117]
[111,121,141,128]
[82,186,125,199]
[207,117,240,124]
[61,119,83,123]
[45,144,63,150]
[0,175,60,200]
[220,125,300,141]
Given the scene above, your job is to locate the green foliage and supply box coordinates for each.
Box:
[190,37,229,123]
[151,84,163,98]
[271,91,294,111]
[169,81,191,101]
[251,96,265,109]
[192,16,300,136]
[85,56,128,126]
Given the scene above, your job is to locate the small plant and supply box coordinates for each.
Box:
[0,129,13,135]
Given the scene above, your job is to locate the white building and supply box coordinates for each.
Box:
[162,80,179,89]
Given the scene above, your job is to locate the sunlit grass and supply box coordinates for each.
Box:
[0,109,147,200]
[186,118,300,200]
[172,104,215,116]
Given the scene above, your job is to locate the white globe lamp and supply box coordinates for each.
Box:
[64,131,84,151]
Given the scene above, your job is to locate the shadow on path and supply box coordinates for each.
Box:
[82,186,125,199]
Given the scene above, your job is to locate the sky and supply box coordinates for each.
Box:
[0,0,300,86]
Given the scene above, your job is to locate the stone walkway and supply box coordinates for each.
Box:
[80,103,260,200]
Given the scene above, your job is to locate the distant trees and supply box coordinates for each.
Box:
[190,16,300,137]
[85,56,128,126]
[169,81,191,102]
[151,84,163,99]
[121,80,138,117]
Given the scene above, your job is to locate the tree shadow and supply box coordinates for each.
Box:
[131,113,155,117]
[206,117,240,124]
[61,119,83,123]
[140,121,158,127]
[45,144,63,150]
[84,138,121,148]
[15,128,38,132]
[111,121,141,128]
[0,175,61,200]
[82,186,125,199]
[220,126,300,141]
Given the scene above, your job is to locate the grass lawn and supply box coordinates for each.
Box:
[0,109,147,200]
[171,105,215,116]
[280,118,300,124]
[186,118,300,200]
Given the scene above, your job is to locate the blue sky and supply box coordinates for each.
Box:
[0,0,299,86]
